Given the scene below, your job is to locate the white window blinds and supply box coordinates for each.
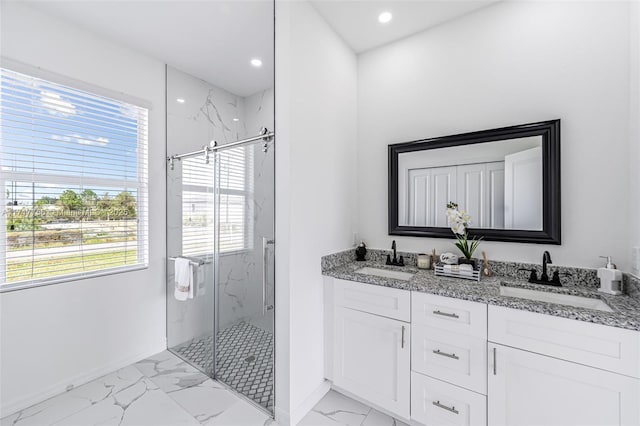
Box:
[181,158,214,256]
[0,67,149,290]
[181,145,253,256]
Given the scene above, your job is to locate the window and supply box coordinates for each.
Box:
[0,67,149,290]
[181,145,253,256]
[181,158,214,256]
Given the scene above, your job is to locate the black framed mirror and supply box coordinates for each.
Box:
[388,120,561,244]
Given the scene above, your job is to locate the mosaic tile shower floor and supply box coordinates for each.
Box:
[173,321,274,411]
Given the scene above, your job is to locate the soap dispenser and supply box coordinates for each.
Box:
[597,256,623,295]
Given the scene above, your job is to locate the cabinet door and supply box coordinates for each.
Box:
[488,343,640,426]
[334,307,410,418]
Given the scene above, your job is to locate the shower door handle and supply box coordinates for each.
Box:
[262,237,275,315]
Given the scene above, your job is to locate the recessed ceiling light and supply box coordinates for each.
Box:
[378,11,392,24]
[176,98,185,103]
[250,58,263,67]
[233,118,240,122]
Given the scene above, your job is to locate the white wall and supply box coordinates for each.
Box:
[357,0,634,270]
[275,1,358,423]
[0,3,166,414]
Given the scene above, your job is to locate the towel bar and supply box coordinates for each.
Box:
[168,256,211,266]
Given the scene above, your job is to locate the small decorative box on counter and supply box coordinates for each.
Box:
[434,262,481,282]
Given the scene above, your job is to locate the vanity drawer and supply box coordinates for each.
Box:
[411,372,487,426]
[334,279,410,322]
[488,306,640,378]
[412,324,487,394]
[412,292,487,338]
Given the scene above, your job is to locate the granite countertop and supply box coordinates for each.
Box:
[323,260,640,332]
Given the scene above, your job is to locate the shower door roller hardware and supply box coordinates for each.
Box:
[260,127,272,153]
[262,237,275,315]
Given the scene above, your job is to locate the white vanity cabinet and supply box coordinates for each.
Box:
[488,306,640,426]
[324,276,640,426]
[331,279,411,419]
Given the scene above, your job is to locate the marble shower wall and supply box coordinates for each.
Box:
[217,88,275,332]
[166,65,275,348]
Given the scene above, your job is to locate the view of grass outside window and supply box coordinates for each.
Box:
[0,66,148,288]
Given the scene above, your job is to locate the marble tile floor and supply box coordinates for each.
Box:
[1,351,274,426]
[298,391,409,426]
[1,350,407,426]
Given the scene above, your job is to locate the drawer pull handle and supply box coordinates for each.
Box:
[433,310,459,319]
[493,347,497,375]
[401,325,406,349]
[433,401,459,415]
[433,349,459,360]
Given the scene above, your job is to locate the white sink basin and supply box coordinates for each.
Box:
[355,267,415,281]
[500,286,613,312]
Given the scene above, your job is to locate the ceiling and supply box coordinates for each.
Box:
[19,0,500,96]
[19,0,274,97]
[310,0,502,53]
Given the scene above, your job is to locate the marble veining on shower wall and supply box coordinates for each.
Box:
[216,87,275,331]
[166,66,242,347]
[166,65,275,348]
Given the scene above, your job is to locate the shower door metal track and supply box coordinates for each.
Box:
[167,127,274,169]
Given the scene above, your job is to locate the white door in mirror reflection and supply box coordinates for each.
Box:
[401,145,543,230]
[406,162,505,228]
[407,166,455,227]
[504,147,542,230]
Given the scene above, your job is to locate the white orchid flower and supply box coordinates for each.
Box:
[451,222,466,235]
[446,209,459,220]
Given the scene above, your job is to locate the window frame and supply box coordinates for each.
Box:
[0,59,150,292]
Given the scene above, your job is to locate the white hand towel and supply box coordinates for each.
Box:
[174,257,192,301]
[442,264,474,276]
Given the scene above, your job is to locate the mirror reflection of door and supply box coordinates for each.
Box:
[400,136,543,230]
[504,147,542,230]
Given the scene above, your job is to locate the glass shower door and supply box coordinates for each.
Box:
[213,132,275,412]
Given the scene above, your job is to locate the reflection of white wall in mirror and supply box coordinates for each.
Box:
[504,147,543,230]
[399,136,540,229]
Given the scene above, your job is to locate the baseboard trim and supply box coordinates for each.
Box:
[290,380,331,425]
[1,344,165,417]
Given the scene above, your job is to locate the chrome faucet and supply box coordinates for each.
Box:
[386,240,404,266]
